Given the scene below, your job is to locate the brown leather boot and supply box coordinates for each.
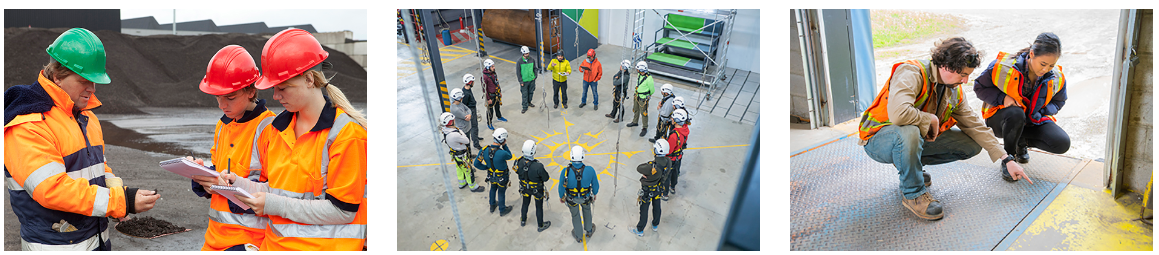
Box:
[901,192,944,220]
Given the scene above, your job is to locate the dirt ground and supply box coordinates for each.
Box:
[872,9,1120,160]
[4,144,210,251]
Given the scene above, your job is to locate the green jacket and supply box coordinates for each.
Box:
[636,73,654,99]
[517,56,537,82]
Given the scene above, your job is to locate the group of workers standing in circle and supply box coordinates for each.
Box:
[5,28,367,250]
[440,45,693,243]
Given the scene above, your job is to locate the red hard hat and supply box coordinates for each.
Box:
[200,45,260,95]
[587,49,594,57]
[254,28,329,90]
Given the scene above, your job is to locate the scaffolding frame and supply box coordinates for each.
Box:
[642,9,736,102]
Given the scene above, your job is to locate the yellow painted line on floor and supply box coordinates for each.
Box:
[1007,185,1153,251]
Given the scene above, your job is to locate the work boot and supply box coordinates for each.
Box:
[626,122,638,127]
[923,171,931,187]
[490,204,496,213]
[554,104,559,109]
[594,105,598,111]
[537,221,552,232]
[613,119,620,123]
[499,206,514,216]
[579,103,586,108]
[1017,146,1030,164]
[563,104,568,109]
[498,117,508,122]
[605,113,614,118]
[530,103,536,107]
[522,109,527,114]
[586,229,595,238]
[901,192,944,220]
[639,129,647,137]
[470,185,485,192]
[458,181,467,189]
[649,138,657,143]
[629,228,644,237]
[521,219,526,227]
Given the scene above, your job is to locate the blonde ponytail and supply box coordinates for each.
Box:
[307,70,367,128]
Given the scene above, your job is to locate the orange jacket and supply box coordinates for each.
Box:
[256,101,366,251]
[198,100,276,251]
[858,59,964,141]
[4,71,127,249]
[580,57,603,82]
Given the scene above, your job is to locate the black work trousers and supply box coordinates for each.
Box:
[520,190,546,227]
[985,107,1071,155]
[553,80,569,106]
[636,196,661,232]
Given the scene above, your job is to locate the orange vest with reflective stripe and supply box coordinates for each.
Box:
[258,107,366,251]
[979,51,1066,123]
[858,60,964,141]
[201,108,276,251]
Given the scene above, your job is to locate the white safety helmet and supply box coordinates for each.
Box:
[635,61,648,72]
[570,145,585,161]
[493,128,508,143]
[660,84,673,95]
[673,109,689,124]
[440,112,455,126]
[673,96,685,109]
[483,59,495,69]
[450,88,464,101]
[621,59,631,69]
[521,46,530,54]
[462,73,475,85]
[522,140,537,158]
[654,139,669,155]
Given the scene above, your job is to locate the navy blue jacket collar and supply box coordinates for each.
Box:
[4,81,54,125]
[271,94,337,132]
[219,99,269,125]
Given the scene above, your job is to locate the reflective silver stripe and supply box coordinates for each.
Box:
[207,207,269,229]
[249,116,275,173]
[66,163,105,180]
[24,162,66,197]
[6,177,23,191]
[90,187,110,217]
[320,113,359,192]
[20,227,109,251]
[103,172,115,180]
[268,187,326,201]
[269,223,366,239]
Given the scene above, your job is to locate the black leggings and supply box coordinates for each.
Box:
[985,107,1071,155]
[637,196,661,231]
[521,191,545,227]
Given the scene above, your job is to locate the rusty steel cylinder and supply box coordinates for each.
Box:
[481,9,560,53]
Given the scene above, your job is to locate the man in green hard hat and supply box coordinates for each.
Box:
[4,28,161,251]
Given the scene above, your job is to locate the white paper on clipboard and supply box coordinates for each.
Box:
[210,185,254,210]
[159,158,219,179]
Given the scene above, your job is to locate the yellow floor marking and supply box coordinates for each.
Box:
[430,239,448,251]
[1009,186,1152,251]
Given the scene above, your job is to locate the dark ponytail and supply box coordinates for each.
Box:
[930,37,982,73]
[1015,32,1062,58]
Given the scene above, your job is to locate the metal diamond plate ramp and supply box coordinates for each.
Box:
[790,135,1082,250]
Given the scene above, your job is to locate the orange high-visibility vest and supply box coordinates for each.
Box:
[858,59,964,141]
[201,106,276,251]
[257,105,366,251]
[979,51,1066,124]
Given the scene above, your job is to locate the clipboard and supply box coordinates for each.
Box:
[210,185,254,210]
[159,158,219,179]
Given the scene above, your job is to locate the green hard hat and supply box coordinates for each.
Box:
[45,28,110,84]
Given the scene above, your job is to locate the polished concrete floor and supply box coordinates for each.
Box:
[396,38,758,250]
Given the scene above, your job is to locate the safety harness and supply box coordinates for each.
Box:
[482,145,507,187]
[564,164,591,206]
[515,158,545,199]
[638,161,664,206]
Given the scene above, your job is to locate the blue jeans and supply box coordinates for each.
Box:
[489,182,507,209]
[581,81,598,105]
[863,125,982,199]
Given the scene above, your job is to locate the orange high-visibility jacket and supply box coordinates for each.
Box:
[4,72,127,250]
[199,100,276,251]
[858,59,965,141]
[256,101,366,251]
[580,57,603,82]
[977,51,1066,124]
